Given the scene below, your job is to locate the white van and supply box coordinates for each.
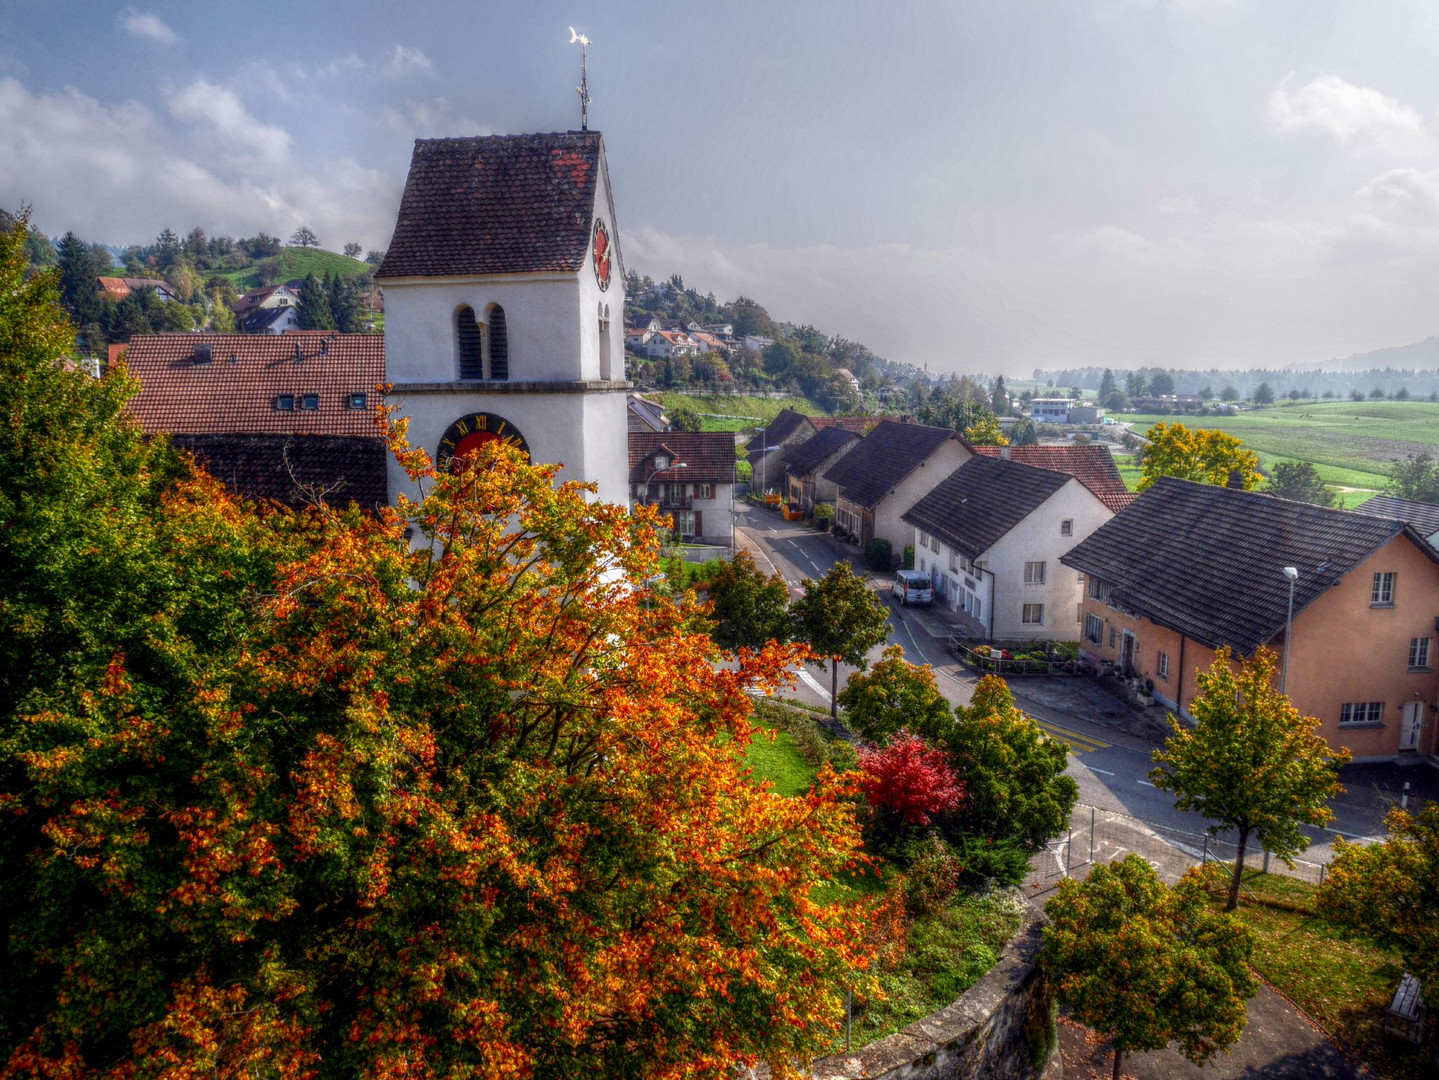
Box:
[891,569,933,607]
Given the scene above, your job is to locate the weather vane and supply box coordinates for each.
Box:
[569,26,592,131]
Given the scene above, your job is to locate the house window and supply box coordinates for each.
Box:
[1084,614,1103,645]
[1372,572,1396,606]
[1157,651,1170,681]
[457,305,483,379]
[1340,702,1385,726]
[274,394,295,411]
[300,394,319,410]
[1024,561,1046,585]
[1109,626,1117,648]
[674,510,695,536]
[487,304,509,380]
[654,454,669,470]
[347,392,367,409]
[694,483,714,499]
[1022,604,1045,625]
[1061,519,1073,537]
[1410,637,1432,671]
[1087,576,1112,602]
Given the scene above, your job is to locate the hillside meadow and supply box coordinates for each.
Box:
[217,246,371,290]
[652,391,827,432]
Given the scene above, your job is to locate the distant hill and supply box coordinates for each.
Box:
[218,247,371,291]
[1318,336,1439,373]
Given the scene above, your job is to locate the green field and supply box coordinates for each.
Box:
[652,392,827,433]
[1125,400,1439,498]
[217,246,371,290]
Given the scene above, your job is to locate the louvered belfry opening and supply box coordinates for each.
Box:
[487,305,509,380]
[457,305,483,379]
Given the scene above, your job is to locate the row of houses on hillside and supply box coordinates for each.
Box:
[625,314,773,357]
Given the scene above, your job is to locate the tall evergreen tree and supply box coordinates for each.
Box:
[296,273,334,330]
[1099,368,1117,400]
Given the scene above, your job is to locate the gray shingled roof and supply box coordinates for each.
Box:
[784,426,859,480]
[378,132,616,279]
[822,421,962,509]
[902,456,1072,561]
[744,408,814,457]
[1354,494,1439,538]
[1060,476,1429,653]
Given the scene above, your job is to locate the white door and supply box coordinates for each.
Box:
[1400,702,1424,752]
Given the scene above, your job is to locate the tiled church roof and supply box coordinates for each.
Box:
[378,132,612,279]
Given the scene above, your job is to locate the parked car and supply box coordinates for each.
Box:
[891,569,933,607]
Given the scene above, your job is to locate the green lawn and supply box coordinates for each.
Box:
[1127,401,1439,491]
[217,246,371,290]
[652,392,827,433]
[1216,870,1426,1080]
[743,726,816,797]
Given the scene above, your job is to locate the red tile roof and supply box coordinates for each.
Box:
[118,332,385,438]
[98,276,131,300]
[378,132,616,279]
[628,432,736,486]
[974,444,1134,512]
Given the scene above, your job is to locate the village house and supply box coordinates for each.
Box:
[823,420,971,553]
[1063,477,1439,760]
[243,305,301,335]
[627,392,670,433]
[628,431,735,545]
[971,444,1135,513]
[745,409,874,495]
[784,426,860,516]
[1027,397,1076,423]
[643,330,700,360]
[117,331,387,508]
[232,283,300,317]
[98,276,177,303]
[1355,495,1439,553]
[902,453,1114,640]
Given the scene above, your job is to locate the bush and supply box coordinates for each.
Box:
[864,538,893,572]
[813,502,834,529]
[952,835,1032,888]
[903,834,962,915]
[902,544,915,570]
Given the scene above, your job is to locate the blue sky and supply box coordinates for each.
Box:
[6,1,1439,373]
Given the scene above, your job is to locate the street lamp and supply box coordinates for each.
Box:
[1281,566,1298,695]
[751,444,784,499]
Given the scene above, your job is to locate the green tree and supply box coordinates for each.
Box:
[1387,452,1439,504]
[153,227,182,270]
[1264,461,1337,507]
[342,242,363,259]
[1099,368,1116,401]
[1220,385,1239,402]
[295,272,334,330]
[327,272,365,333]
[990,375,1009,417]
[915,394,998,440]
[1101,391,1129,412]
[705,549,791,651]
[1198,385,1214,401]
[1317,802,1439,987]
[1009,418,1039,445]
[1138,421,1261,491]
[1125,371,1147,398]
[1395,386,1411,400]
[290,224,319,248]
[1044,855,1257,1080]
[1370,386,1386,399]
[837,644,953,745]
[55,230,103,330]
[1253,382,1274,405]
[1148,370,1176,396]
[668,404,703,431]
[791,561,891,717]
[1150,647,1350,910]
[945,676,1077,850]
[726,296,776,338]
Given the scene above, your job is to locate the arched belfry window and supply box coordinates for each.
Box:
[486,305,509,381]
[457,305,482,380]
[598,302,612,381]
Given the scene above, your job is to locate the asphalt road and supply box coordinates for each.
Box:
[734,501,1398,870]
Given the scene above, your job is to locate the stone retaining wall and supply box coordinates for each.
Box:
[739,907,1060,1079]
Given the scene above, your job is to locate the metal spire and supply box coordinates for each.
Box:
[569,27,592,131]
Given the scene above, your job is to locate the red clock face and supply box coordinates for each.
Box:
[593,219,611,291]
[436,412,530,471]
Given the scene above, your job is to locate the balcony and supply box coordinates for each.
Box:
[640,494,693,511]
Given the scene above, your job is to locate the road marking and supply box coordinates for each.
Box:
[1036,720,1110,753]
[799,669,832,704]
[1085,766,1116,776]
[890,606,934,667]
[1137,780,1156,787]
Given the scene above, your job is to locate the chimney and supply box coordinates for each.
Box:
[1227,468,1245,490]
[1000,445,1010,460]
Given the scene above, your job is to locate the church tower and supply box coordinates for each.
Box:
[377,132,629,505]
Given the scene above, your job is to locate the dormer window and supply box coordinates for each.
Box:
[347,392,367,409]
[300,394,320,410]
[274,394,295,411]
[654,454,669,470]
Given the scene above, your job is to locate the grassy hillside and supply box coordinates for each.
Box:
[652,392,827,433]
[1125,400,1439,497]
[218,246,371,290]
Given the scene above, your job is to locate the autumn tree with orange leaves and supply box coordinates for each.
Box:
[0,214,877,1079]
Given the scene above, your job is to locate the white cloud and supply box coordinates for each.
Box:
[381,98,491,138]
[166,79,292,167]
[383,45,433,79]
[318,53,365,79]
[1265,74,1424,144]
[0,76,397,249]
[117,7,178,45]
[1356,166,1439,226]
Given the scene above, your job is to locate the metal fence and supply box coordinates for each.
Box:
[1037,802,1333,892]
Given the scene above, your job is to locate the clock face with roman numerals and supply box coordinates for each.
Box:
[592,219,612,291]
[436,412,531,471]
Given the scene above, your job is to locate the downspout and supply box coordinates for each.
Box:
[1176,634,1187,717]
